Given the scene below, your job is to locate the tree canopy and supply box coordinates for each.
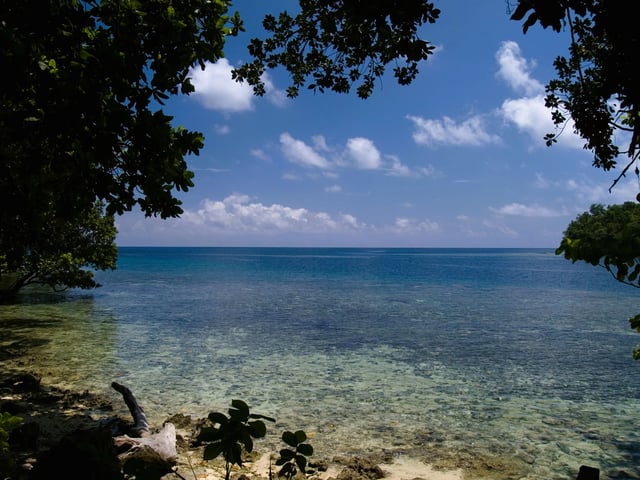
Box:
[556,202,640,357]
[1,0,245,295]
[0,0,241,224]
[0,202,117,301]
[510,1,639,187]
[556,203,640,288]
[232,0,440,99]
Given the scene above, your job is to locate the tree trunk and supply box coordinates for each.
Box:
[111,382,178,477]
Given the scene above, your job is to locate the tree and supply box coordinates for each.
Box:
[0,202,118,301]
[233,0,441,99]
[1,0,241,293]
[557,203,640,288]
[556,202,640,357]
[0,0,244,222]
[509,1,640,188]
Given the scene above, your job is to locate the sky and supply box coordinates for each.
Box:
[115,1,638,248]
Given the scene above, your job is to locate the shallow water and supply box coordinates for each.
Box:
[2,248,640,479]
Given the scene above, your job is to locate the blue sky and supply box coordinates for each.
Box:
[116,1,637,248]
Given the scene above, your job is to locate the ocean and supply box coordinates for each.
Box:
[1,247,639,479]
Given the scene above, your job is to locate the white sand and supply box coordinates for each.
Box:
[379,457,463,480]
[246,453,463,480]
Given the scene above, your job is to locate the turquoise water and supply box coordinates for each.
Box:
[2,248,640,479]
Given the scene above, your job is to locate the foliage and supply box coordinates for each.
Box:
[556,202,640,357]
[0,0,242,287]
[556,203,640,286]
[509,1,640,186]
[233,0,441,99]
[0,0,243,225]
[1,0,243,295]
[0,201,117,300]
[275,430,314,480]
[0,412,22,475]
[196,399,276,480]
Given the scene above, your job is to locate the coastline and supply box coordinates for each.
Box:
[0,367,464,480]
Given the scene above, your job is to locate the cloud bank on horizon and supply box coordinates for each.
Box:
[116,13,636,248]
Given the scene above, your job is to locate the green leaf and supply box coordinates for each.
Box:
[197,426,222,442]
[279,448,295,461]
[294,430,307,443]
[229,399,250,421]
[203,442,224,460]
[208,412,229,425]
[278,462,294,478]
[297,443,313,456]
[282,430,298,447]
[230,443,243,466]
[295,454,307,472]
[249,420,267,438]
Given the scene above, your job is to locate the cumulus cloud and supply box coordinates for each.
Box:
[280,132,332,169]
[495,41,544,96]
[278,133,431,177]
[190,59,254,112]
[490,203,567,217]
[406,114,501,148]
[344,137,382,169]
[406,41,586,152]
[496,42,583,150]
[391,217,440,233]
[190,59,286,112]
[181,194,366,233]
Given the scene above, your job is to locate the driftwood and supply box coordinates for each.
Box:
[111,382,178,477]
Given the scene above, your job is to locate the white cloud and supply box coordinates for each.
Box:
[490,203,567,217]
[391,217,440,233]
[280,133,332,169]
[190,59,254,112]
[566,177,638,204]
[496,42,584,150]
[214,124,230,135]
[181,194,365,233]
[190,60,286,112]
[500,95,552,145]
[407,114,501,148]
[344,137,382,170]
[262,74,288,108]
[495,41,544,96]
[277,133,429,177]
[325,184,342,193]
[250,149,270,161]
[387,155,411,177]
[312,135,331,152]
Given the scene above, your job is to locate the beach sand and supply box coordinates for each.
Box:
[178,450,464,480]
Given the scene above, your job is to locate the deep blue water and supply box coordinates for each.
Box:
[2,247,640,479]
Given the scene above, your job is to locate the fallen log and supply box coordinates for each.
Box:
[111,382,178,478]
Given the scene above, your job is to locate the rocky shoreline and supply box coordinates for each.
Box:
[0,371,463,480]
